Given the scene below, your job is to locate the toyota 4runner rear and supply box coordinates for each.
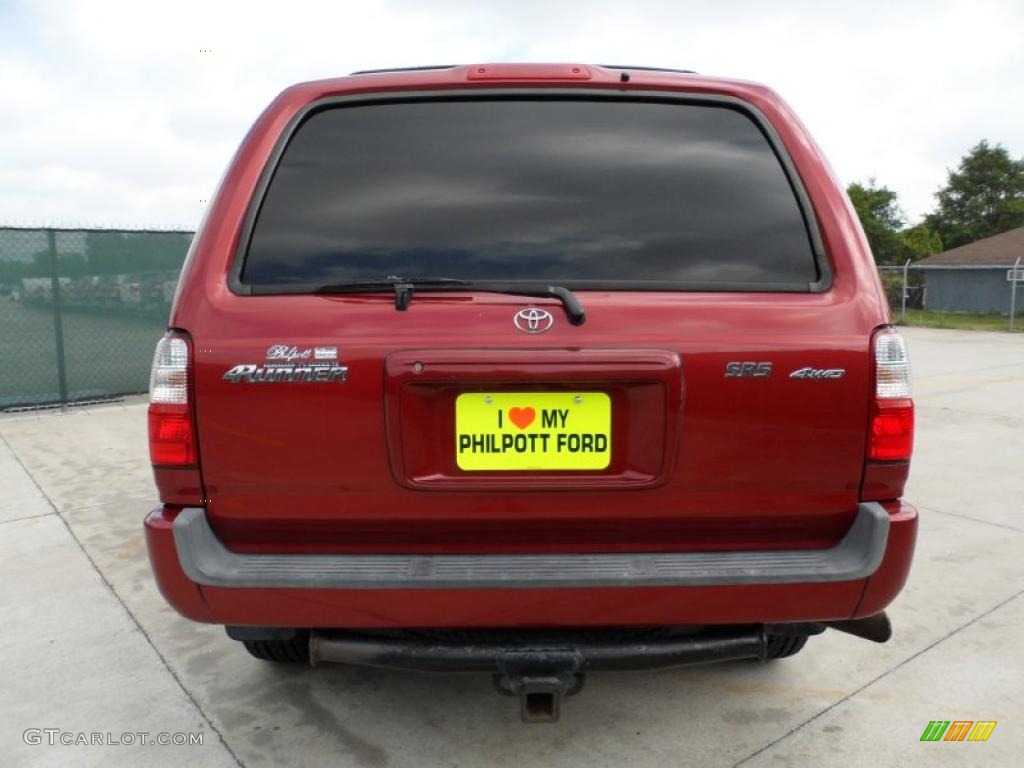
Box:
[145,63,917,722]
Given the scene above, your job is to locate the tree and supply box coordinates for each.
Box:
[847,180,906,264]
[926,140,1024,249]
[847,180,942,265]
[898,223,942,261]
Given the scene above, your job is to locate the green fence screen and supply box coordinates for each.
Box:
[0,227,193,409]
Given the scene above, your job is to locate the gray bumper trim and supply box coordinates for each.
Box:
[172,503,889,590]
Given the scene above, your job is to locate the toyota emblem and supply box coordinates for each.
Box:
[514,308,554,334]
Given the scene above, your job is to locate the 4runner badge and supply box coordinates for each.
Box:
[223,345,348,384]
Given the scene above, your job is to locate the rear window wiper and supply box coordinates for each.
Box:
[488,284,586,326]
[314,277,586,326]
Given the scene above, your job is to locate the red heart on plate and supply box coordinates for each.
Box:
[508,406,536,430]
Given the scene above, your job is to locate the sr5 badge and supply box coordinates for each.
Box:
[725,361,773,378]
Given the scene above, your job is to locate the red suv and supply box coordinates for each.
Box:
[145,64,916,722]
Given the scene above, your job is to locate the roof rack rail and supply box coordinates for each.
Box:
[599,65,698,74]
[350,65,458,75]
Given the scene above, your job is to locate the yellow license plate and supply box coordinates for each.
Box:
[455,392,611,471]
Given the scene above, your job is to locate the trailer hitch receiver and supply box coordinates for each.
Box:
[492,651,585,723]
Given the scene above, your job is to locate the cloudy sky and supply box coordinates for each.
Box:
[2,0,1022,230]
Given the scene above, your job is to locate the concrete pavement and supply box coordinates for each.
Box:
[1,327,1021,767]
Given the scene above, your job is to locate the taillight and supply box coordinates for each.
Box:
[148,335,196,467]
[868,329,913,461]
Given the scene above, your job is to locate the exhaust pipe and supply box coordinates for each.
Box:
[824,612,892,643]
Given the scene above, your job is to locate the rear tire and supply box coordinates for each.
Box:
[764,633,809,659]
[242,630,310,663]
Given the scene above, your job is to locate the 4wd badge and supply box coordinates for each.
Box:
[789,366,845,380]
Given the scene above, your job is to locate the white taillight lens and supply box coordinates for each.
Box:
[874,330,911,399]
[150,337,189,404]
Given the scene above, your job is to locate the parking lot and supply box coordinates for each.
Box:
[1,326,1021,767]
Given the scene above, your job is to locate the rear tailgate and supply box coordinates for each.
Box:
[193,291,870,554]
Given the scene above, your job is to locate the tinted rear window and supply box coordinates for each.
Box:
[241,98,820,289]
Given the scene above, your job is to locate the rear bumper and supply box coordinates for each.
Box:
[145,501,917,628]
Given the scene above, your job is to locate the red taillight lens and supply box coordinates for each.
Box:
[868,398,914,461]
[148,403,196,466]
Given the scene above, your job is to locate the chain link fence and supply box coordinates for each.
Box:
[0,227,193,410]
[878,261,1023,330]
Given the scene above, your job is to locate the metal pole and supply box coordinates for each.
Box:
[46,229,69,404]
[901,258,911,324]
[1010,255,1022,332]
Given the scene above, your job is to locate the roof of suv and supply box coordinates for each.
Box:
[283,63,768,100]
[349,64,699,76]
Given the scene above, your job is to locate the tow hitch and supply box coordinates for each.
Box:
[492,652,586,723]
[308,626,778,722]
[243,618,894,722]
